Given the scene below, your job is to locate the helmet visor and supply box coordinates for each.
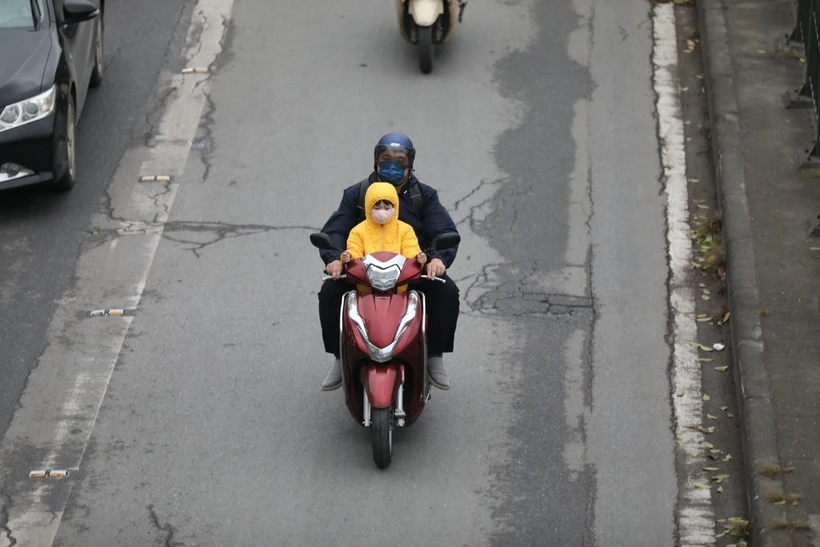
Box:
[376,143,413,166]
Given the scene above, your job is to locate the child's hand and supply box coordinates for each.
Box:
[340,250,351,264]
[416,252,427,266]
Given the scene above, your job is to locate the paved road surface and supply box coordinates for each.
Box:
[0,0,682,545]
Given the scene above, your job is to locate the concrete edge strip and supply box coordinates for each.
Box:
[695,0,792,544]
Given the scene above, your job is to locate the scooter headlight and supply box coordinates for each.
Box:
[365,263,402,291]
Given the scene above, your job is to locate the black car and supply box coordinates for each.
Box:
[0,0,104,192]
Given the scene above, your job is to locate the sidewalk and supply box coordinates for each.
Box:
[697,0,820,544]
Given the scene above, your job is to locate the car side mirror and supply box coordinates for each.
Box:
[310,232,342,252]
[432,232,461,251]
[62,0,99,25]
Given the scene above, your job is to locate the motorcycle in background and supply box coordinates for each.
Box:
[395,0,468,74]
[310,231,461,469]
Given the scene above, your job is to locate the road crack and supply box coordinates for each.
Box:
[149,505,182,547]
[0,487,16,546]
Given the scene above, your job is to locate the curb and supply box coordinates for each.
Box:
[694,0,791,544]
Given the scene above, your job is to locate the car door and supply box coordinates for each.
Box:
[51,0,96,115]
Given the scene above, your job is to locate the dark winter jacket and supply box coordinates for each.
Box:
[319,172,460,268]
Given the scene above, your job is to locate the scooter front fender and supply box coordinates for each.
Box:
[408,0,444,27]
[365,365,401,409]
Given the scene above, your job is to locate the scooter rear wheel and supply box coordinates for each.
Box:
[418,25,433,74]
[371,407,393,469]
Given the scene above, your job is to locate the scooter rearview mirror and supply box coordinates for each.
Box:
[310,232,342,252]
[432,232,461,251]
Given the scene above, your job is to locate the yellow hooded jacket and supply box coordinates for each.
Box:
[347,182,421,260]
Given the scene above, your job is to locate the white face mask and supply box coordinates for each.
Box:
[372,208,395,225]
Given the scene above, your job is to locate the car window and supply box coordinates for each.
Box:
[0,0,39,29]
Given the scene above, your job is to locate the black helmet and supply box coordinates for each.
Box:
[373,132,416,170]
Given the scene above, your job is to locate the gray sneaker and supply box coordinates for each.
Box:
[427,355,450,390]
[321,358,342,391]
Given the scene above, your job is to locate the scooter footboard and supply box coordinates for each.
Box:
[364,364,402,409]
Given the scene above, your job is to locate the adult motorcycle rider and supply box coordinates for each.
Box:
[318,132,461,391]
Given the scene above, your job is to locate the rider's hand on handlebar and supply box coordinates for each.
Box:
[327,260,344,280]
[340,251,351,264]
[426,258,446,281]
[416,252,428,267]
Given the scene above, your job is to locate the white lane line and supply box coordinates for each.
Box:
[0,0,235,545]
[653,4,716,545]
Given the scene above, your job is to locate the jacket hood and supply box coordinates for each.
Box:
[364,182,400,227]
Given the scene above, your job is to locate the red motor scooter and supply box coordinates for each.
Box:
[310,232,460,469]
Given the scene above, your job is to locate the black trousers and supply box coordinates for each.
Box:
[318,275,460,358]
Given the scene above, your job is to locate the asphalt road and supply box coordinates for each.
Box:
[0,0,680,545]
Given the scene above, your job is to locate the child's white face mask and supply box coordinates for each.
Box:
[372,208,394,225]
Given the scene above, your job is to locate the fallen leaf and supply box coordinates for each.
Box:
[695,483,711,489]
[689,343,714,352]
[703,466,720,471]
[723,312,731,322]
[677,391,685,397]
[720,406,729,411]
[811,247,820,251]
[706,426,716,434]
[773,500,786,506]
[707,414,718,420]
[717,486,724,493]
[702,288,711,294]
[682,86,690,91]
[697,317,712,322]
[712,474,730,483]
[710,449,722,454]
[688,177,700,182]
[757,49,766,53]
[703,442,714,448]
[702,295,711,301]
[704,394,711,401]
[714,366,729,372]
[723,454,733,461]
[698,358,713,362]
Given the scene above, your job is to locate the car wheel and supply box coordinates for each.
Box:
[53,99,77,192]
[90,15,104,88]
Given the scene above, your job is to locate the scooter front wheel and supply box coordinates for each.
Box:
[371,407,393,469]
[418,25,433,74]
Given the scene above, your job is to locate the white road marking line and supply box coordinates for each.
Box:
[653,4,716,545]
[0,0,236,545]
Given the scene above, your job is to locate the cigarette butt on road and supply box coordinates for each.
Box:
[89,309,127,317]
[182,67,209,74]
[29,470,68,479]
[140,175,172,183]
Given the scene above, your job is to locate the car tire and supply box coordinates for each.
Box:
[90,15,104,88]
[53,99,77,192]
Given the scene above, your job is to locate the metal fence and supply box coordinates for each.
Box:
[785,0,820,168]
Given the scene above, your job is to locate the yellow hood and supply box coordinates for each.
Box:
[364,182,400,227]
